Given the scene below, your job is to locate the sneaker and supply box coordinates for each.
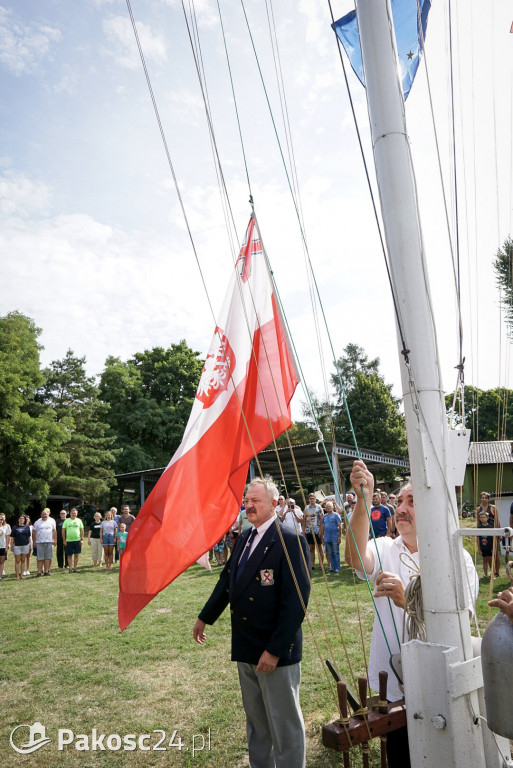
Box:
[73,569,78,573]
[36,573,42,577]
[26,571,30,576]
[43,572,49,576]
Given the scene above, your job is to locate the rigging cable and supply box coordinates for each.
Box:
[180,0,373,704]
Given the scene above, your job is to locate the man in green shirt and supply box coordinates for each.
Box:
[62,507,84,573]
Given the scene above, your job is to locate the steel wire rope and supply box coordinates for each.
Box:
[445,0,464,381]
[124,0,302,509]
[208,0,333,511]
[238,0,403,656]
[262,0,345,493]
[252,0,344,482]
[174,0,367,707]
[213,0,252,201]
[323,0,452,659]
[389,1,479,646]
[243,0,401,694]
[178,0,306,498]
[444,0,483,603]
[214,0,354,646]
[179,0,241,252]
[129,0,400,710]
[180,1,303,501]
[187,0,239,259]
[260,0,338,511]
[486,2,512,617]
[254,213,369,703]
[337,0,478,655]
[224,0,394,675]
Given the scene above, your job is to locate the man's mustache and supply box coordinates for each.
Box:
[396,513,413,523]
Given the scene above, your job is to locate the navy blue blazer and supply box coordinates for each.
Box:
[199,520,311,666]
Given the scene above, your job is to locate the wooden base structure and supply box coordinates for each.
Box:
[322,671,407,766]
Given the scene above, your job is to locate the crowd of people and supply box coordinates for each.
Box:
[207,486,401,576]
[0,504,136,580]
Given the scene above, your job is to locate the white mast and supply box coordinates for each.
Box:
[355,1,502,765]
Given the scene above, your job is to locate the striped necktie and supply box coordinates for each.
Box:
[235,528,258,582]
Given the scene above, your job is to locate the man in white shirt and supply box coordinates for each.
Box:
[346,460,478,768]
[279,498,305,535]
[32,508,57,576]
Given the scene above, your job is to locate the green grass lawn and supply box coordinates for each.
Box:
[1,532,509,768]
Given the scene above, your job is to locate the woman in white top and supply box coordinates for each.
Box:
[0,513,11,579]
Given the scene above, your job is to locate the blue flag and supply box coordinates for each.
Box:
[333,0,431,100]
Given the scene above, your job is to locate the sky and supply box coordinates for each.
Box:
[1,0,512,421]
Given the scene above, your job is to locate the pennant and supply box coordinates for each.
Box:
[118,215,298,629]
[333,0,431,100]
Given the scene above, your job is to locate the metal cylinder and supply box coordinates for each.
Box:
[481,611,513,739]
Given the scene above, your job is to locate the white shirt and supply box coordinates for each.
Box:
[280,506,304,534]
[355,536,478,702]
[33,517,56,544]
[239,515,278,563]
[0,523,11,548]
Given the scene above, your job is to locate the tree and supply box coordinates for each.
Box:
[446,385,513,441]
[337,372,407,456]
[40,350,118,499]
[331,344,407,458]
[99,342,204,472]
[0,312,67,515]
[331,342,380,399]
[493,236,513,336]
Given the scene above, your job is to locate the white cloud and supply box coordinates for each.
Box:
[0,6,61,75]
[0,170,52,217]
[102,16,167,69]
[168,88,205,125]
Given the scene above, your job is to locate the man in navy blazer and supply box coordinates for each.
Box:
[193,476,311,768]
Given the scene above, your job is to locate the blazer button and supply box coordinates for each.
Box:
[242,617,247,621]
[249,597,254,601]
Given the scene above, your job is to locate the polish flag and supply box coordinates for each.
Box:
[118,215,298,629]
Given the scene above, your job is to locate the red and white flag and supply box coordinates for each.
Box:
[118,215,298,629]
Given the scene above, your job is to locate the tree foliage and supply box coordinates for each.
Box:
[277,345,407,477]
[335,372,407,456]
[0,312,67,515]
[331,343,380,399]
[40,350,118,499]
[446,385,513,441]
[493,236,513,336]
[330,343,407,457]
[99,342,204,472]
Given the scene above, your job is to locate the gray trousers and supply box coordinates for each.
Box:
[237,661,305,768]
